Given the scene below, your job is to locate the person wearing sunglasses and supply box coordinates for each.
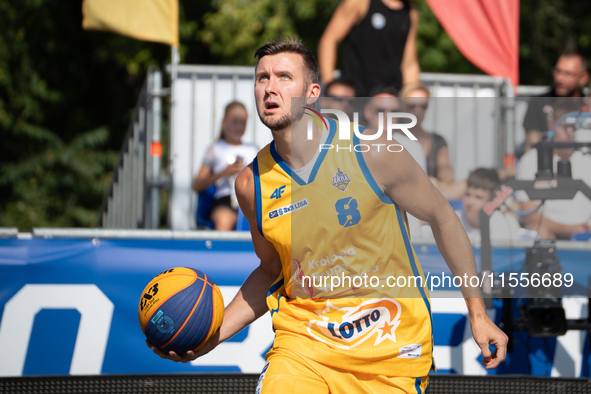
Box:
[320,78,357,118]
[519,53,588,160]
[399,83,450,180]
[399,83,466,200]
[363,91,427,173]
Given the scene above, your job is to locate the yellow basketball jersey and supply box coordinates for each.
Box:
[253,117,434,377]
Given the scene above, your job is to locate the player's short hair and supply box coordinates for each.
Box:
[324,78,356,97]
[254,37,319,88]
[559,51,588,73]
[467,168,500,193]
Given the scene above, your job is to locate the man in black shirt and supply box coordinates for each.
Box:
[318,0,420,96]
[519,52,588,158]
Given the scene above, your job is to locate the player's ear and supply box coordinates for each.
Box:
[305,83,321,106]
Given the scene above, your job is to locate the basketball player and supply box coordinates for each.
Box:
[148,38,507,392]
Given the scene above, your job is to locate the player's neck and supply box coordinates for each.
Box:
[273,122,323,170]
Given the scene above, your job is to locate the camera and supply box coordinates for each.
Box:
[520,241,567,337]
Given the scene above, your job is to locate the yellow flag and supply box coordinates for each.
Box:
[82,0,179,46]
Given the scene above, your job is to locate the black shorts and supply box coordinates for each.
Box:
[209,196,237,218]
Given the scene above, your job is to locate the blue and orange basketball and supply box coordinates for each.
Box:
[138,267,224,353]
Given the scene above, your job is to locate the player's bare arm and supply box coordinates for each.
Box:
[147,163,282,363]
[401,5,421,86]
[362,135,508,369]
[318,0,367,84]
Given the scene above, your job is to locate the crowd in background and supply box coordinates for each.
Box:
[193,0,591,242]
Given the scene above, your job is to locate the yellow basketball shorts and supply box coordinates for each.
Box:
[255,347,429,394]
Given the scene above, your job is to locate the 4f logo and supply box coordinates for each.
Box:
[140,283,159,311]
[270,185,286,199]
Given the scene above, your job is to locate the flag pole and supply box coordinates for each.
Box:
[171,45,179,81]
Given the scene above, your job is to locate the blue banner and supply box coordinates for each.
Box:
[0,237,590,377]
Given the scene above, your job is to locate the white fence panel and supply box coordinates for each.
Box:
[170,66,511,230]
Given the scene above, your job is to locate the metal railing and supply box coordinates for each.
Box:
[99,64,529,231]
[0,228,18,238]
[97,67,167,229]
[167,65,515,230]
[421,73,515,169]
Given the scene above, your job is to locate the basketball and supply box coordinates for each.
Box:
[138,267,224,354]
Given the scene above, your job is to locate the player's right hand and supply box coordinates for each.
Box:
[145,331,220,363]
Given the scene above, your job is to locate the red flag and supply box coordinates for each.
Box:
[426,0,520,86]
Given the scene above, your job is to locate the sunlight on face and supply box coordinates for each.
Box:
[254,53,309,132]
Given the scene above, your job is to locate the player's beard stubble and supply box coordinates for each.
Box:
[260,113,291,132]
[258,93,307,132]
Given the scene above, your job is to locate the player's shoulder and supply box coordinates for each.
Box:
[235,141,271,196]
[236,163,254,197]
[361,128,415,168]
[251,142,274,169]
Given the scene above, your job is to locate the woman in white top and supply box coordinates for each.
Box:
[192,101,258,230]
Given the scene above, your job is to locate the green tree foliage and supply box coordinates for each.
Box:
[196,0,591,84]
[0,127,117,229]
[1,0,588,231]
[195,0,478,73]
[0,0,219,231]
[520,0,591,85]
[0,0,169,230]
[198,0,340,65]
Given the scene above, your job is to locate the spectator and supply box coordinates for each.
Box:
[417,168,527,241]
[320,78,356,118]
[399,83,452,179]
[192,101,258,231]
[362,90,426,237]
[518,52,589,159]
[459,168,522,241]
[318,0,420,96]
[400,83,467,199]
[516,98,591,239]
[362,91,427,172]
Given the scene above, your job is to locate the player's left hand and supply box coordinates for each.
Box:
[145,330,220,363]
[146,340,197,363]
[470,314,508,370]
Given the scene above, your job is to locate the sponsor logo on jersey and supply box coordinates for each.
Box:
[307,298,401,350]
[332,168,351,191]
[268,199,309,219]
[398,344,422,359]
[270,185,286,199]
